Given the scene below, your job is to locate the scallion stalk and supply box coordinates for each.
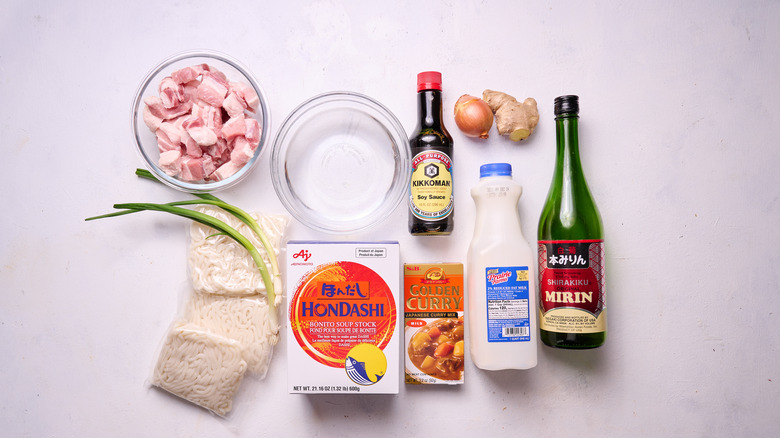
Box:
[134,169,280,277]
[163,199,281,277]
[86,202,277,323]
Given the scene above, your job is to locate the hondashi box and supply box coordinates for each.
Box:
[286,241,400,394]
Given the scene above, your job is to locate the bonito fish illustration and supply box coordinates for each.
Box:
[345,356,384,385]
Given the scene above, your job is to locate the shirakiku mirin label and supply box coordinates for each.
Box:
[484,266,531,342]
[409,151,453,220]
[538,240,606,333]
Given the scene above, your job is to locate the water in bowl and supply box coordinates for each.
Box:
[285,107,398,225]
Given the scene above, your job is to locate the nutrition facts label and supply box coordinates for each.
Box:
[487,299,529,319]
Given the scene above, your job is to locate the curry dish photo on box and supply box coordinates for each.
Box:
[404,263,464,385]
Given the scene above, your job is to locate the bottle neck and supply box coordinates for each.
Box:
[554,114,584,182]
[417,89,443,128]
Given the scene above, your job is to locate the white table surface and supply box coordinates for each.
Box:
[2,1,779,436]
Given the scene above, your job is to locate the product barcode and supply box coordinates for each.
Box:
[503,327,529,337]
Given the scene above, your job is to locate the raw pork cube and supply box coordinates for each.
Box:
[158,121,183,145]
[159,150,182,176]
[182,80,200,102]
[184,137,203,158]
[230,136,255,166]
[205,138,230,167]
[171,66,203,84]
[145,96,193,121]
[188,126,217,147]
[196,75,228,107]
[210,160,244,182]
[189,102,207,119]
[229,81,259,111]
[244,118,260,146]
[159,77,183,109]
[201,154,216,177]
[204,68,229,87]
[221,114,246,141]
[180,157,206,181]
[184,118,218,147]
[203,104,223,132]
[143,105,163,131]
[222,92,247,118]
[156,129,181,153]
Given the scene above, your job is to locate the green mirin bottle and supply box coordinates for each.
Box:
[537,95,606,349]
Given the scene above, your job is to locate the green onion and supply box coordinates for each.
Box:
[88,169,284,325]
[134,169,280,277]
[163,199,281,277]
[87,202,277,324]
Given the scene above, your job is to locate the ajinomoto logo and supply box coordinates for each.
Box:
[290,248,314,266]
[289,261,396,368]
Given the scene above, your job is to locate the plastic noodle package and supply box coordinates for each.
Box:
[185,293,278,378]
[151,322,248,417]
[150,206,289,416]
[188,206,289,297]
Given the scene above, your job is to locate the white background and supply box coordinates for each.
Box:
[2,1,779,436]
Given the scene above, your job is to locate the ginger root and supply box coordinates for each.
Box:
[482,90,539,141]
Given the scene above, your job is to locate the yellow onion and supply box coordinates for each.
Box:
[453,94,493,139]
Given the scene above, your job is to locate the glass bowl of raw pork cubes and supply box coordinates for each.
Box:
[132,50,270,193]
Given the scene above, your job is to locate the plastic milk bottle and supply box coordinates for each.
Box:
[467,163,538,370]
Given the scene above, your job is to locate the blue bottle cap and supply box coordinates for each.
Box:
[480,163,512,178]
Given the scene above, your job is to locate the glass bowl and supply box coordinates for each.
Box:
[271,92,411,234]
[131,50,270,193]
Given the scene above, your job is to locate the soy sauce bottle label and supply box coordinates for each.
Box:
[410,150,453,220]
[538,239,606,333]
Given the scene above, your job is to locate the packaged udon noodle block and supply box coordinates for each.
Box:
[404,263,464,385]
[148,206,290,417]
[286,241,400,394]
[151,320,249,417]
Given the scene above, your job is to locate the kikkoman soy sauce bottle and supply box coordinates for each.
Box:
[409,71,454,235]
[538,95,606,349]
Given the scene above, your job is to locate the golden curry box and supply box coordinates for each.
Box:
[404,263,464,385]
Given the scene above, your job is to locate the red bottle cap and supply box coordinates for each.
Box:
[417,71,442,91]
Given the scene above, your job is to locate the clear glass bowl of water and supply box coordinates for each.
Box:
[270,92,410,234]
